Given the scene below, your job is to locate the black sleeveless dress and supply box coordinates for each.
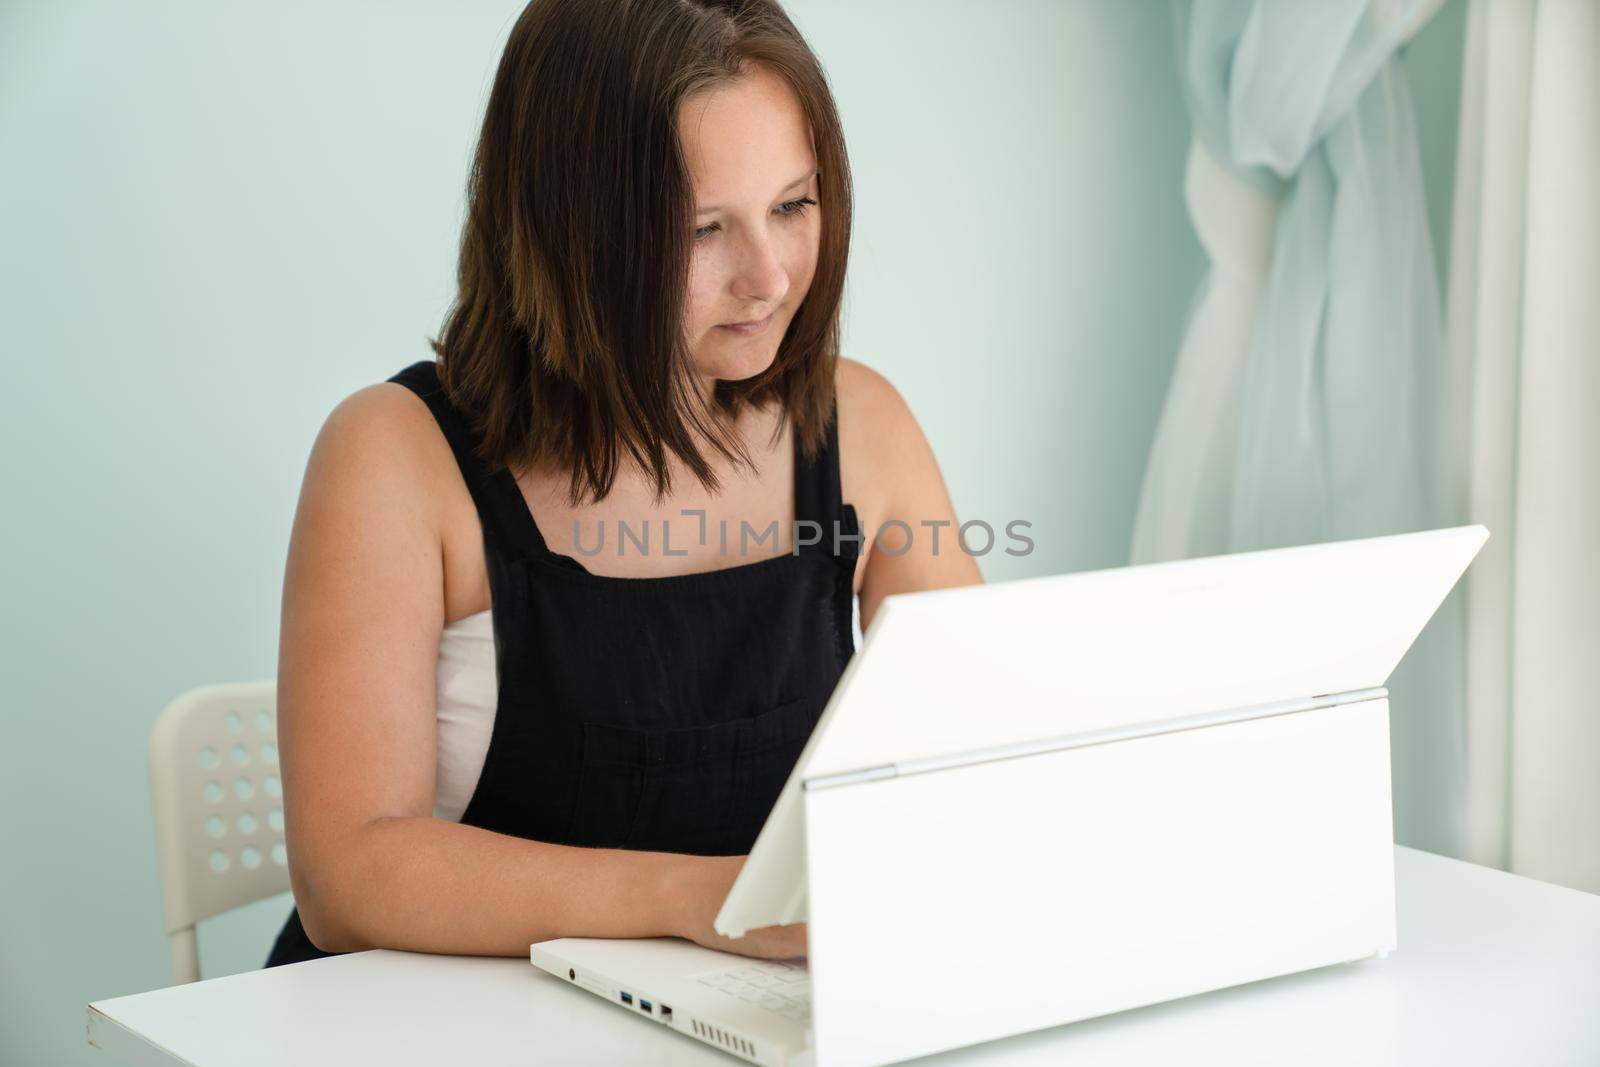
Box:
[265,359,859,966]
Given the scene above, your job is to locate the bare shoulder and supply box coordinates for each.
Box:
[319,381,443,467]
[833,356,982,622]
[835,355,912,443]
[834,355,922,515]
[304,381,460,523]
[286,380,460,649]
[835,355,912,501]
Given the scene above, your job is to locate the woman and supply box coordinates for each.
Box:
[266,0,981,968]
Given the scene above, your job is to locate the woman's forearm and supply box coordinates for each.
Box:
[297,815,704,956]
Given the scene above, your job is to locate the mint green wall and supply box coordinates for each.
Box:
[0,2,1463,1062]
[1405,0,1468,315]
[1394,0,1470,858]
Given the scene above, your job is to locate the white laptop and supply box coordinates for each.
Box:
[531,524,1488,1067]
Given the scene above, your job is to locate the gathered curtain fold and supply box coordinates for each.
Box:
[1136,0,1469,855]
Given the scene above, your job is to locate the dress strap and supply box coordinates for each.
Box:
[387,360,550,562]
[392,359,856,564]
[793,392,859,556]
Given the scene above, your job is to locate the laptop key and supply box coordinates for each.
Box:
[694,962,815,1017]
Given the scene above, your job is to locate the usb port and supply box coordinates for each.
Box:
[661,1005,673,1021]
[640,999,653,1013]
[621,992,633,1005]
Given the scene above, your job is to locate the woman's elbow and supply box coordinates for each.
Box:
[299,903,368,954]
[289,853,372,954]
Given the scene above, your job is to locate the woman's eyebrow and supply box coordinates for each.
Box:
[696,167,818,215]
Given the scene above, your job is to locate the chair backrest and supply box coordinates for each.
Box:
[149,680,289,983]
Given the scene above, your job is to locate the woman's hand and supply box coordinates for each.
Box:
[668,854,808,961]
[686,918,808,960]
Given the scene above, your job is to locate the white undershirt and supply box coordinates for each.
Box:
[430,596,863,823]
[432,609,495,822]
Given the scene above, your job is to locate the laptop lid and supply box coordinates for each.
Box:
[715,523,1488,938]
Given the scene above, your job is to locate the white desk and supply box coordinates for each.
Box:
[88,847,1600,1066]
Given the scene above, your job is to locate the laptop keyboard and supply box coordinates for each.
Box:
[695,960,811,1021]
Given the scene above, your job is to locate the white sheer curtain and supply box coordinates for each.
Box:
[1135,0,1469,856]
[1452,0,1600,894]
[1142,0,1600,891]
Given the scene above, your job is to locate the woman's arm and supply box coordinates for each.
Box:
[837,358,985,634]
[278,385,728,956]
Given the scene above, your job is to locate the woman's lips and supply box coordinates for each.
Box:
[716,311,774,336]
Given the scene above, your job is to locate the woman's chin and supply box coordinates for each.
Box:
[700,346,778,384]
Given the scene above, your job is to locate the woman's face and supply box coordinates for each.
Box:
[678,64,822,392]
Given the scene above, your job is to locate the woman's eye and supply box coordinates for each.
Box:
[775,195,817,220]
[694,197,817,243]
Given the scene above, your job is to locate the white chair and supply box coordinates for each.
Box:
[149,681,289,983]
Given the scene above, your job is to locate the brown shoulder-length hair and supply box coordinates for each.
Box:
[429,0,853,506]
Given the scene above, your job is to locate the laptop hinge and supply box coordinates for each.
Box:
[803,686,1389,792]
